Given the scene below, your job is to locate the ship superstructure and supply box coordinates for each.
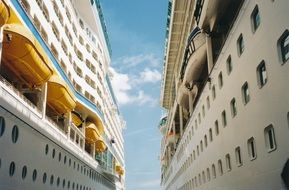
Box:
[0,0,125,189]
[159,0,289,189]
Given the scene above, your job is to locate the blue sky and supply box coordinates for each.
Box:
[100,1,167,189]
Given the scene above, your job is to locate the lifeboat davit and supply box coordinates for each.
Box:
[47,75,76,115]
[2,24,53,86]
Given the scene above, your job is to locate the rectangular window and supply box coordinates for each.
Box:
[251,5,260,32]
[264,125,277,152]
[280,31,289,63]
[226,154,231,171]
[230,98,237,117]
[212,85,216,100]
[248,137,257,160]
[215,120,219,135]
[226,55,233,74]
[218,72,223,88]
[209,128,213,142]
[222,110,227,127]
[235,146,242,166]
[237,34,244,56]
[242,82,250,104]
[218,159,223,175]
[212,164,216,178]
[257,61,267,87]
[207,96,210,109]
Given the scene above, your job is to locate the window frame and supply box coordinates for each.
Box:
[247,137,257,161]
[264,124,277,152]
[237,34,245,56]
[251,5,260,32]
[278,30,289,64]
[256,60,268,88]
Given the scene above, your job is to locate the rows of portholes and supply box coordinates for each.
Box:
[0,116,113,190]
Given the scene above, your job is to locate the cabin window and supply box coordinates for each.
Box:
[264,125,277,152]
[221,110,227,127]
[22,166,27,179]
[230,98,237,117]
[248,137,257,160]
[226,154,232,171]
[0,116,5,137]
[235,146,242,166]
[9,162,15,177]
[237,34,245,56]
[218,72,223,88]
[279,30,289,63]
[215,120,219,135]
[207,96,210,109]
[32,169,37,182]
[218,159,223,175]
[212,85,216,100]
[43,172,47,184]
[242,82,250,104]
[207,168,211,181]
[209,128,213,142]
[251,5,260,32]
[257,60,268,87]
[212,164,216,178]
[226,55,233,74]
[11,125,19,143]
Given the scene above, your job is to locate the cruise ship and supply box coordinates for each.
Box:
[159,0,289,189]
[0,0,125,189]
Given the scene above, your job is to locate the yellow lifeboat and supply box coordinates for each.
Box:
[71,111,83,127]
[2,24,53,86]
[0,0,10,26]
[47,75,76,115]
[85,122,101,143]
[95,139,106,152]
[115,164,124,175]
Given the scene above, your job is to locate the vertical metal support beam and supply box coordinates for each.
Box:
[179,105,183,137]
[92,143,96,159]
[172,121,176,150]
[67,111,71,139]
[206,34,214,73]
[0,27,4,70]
[189,91,194,114]
[41,83,48,119]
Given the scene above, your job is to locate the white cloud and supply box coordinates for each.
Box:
[114,53,161,68]
[110,68,157,106]
[139,68,161,83]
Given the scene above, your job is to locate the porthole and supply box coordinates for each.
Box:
[64,156,67,164]
[0,117,5,137]
[63,179,66,188]
[58,152,61,162]
[73,161,76,169]
[9,162,15,177]
[72,182,75,190]
[11,125,19,143]
[43,172,47,184]
[68,180,70,189]
[52,149,56,158]
[76,184,79,190]
[32,169,37,181]
[50,175,54,185]
[57,177,60,186]
[22,166,27,179]
[45,144,49,155]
